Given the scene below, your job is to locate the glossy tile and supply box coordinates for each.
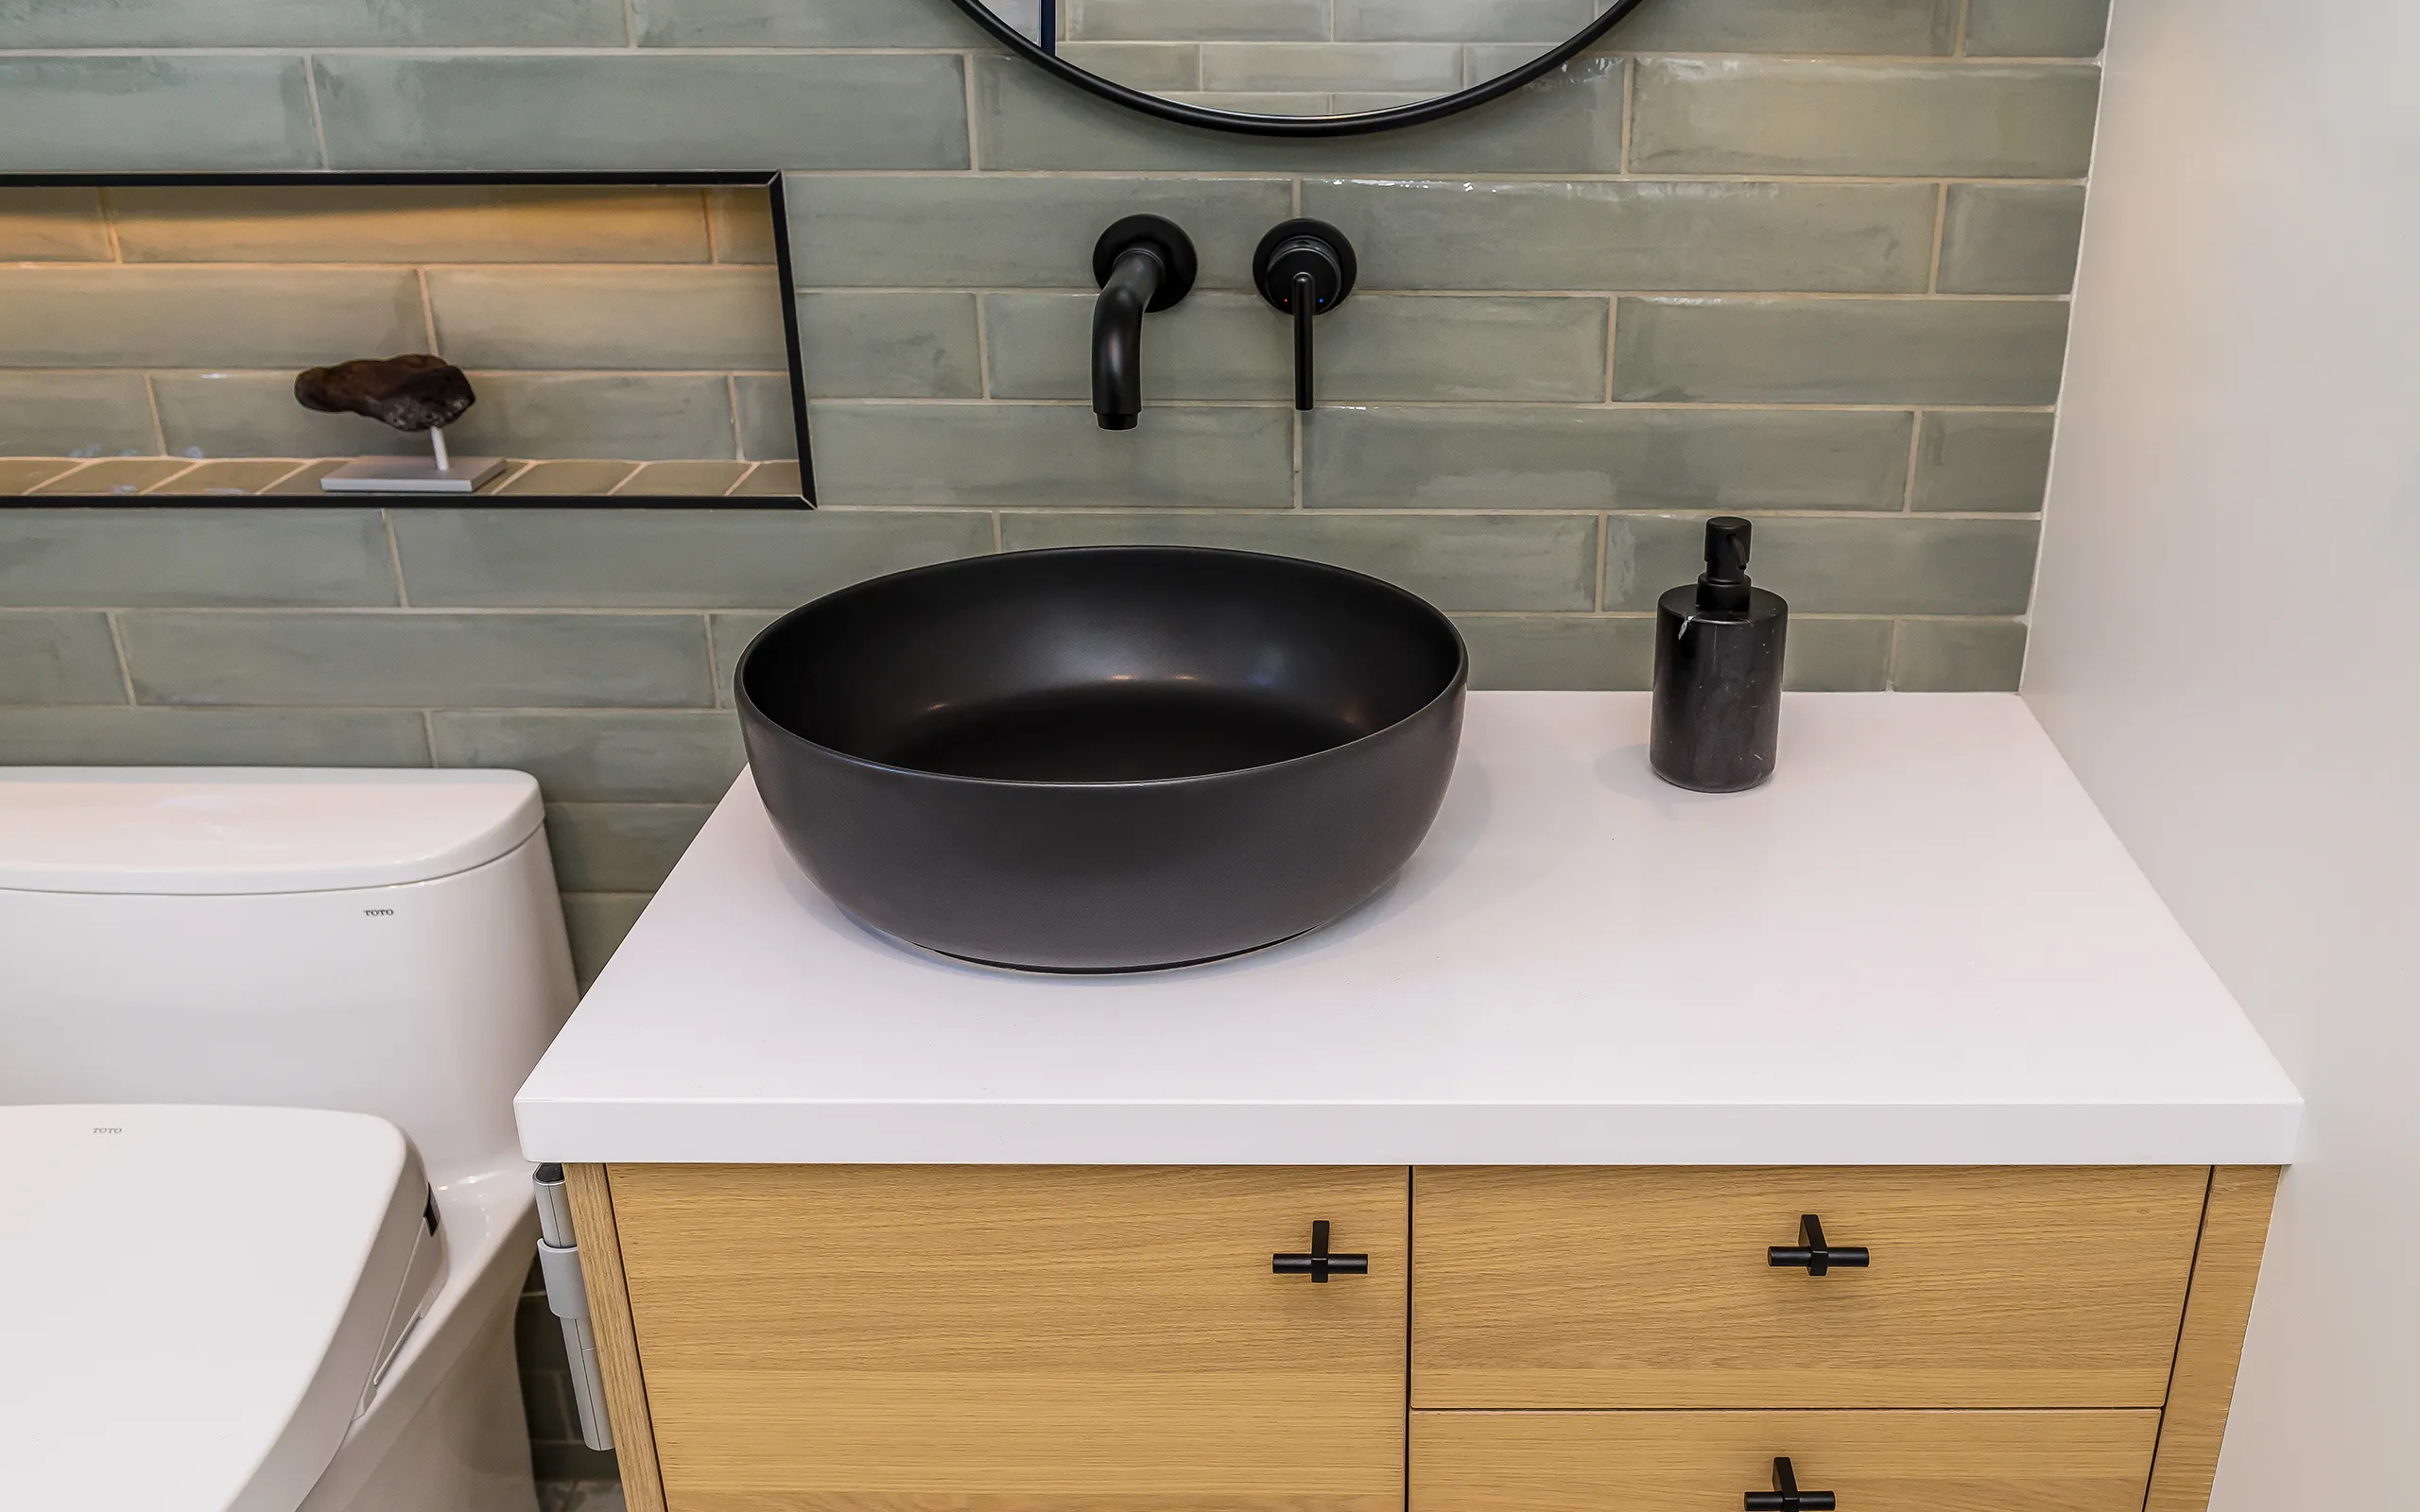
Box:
[1334,0,1594,43]
[1963,0,2111,58]
[1612,297,2071,404]
[0,0,625,45]
[709,612,782,705]
[614,462,753,497]
[1067,0,1328,41]
[148,459,311,496]
[562,893,650,988]
[544,804,715,892]
[0,186,110,260]
[391,507,994,608]
[631,0,992,45]
[1000,510,1599,610]
[799,293,983,400]
[151,373,428,460]
[786,175,1292,290]
[314,53,970,171]
[1602,513,2040,614]
[0,611,127,704]
[1893,617,2029,690]
[704,188,780,265]
[0,458,79,494]
[496,460,641,497]
[1782,616,1895,691]
[734,376,804,462]
[0,56,318,171]
[1911,411,2056,512]
[0,373,160,458]
[1630,60,2100,177]
[812,404,1292,507]
[1301,178,1939,294]
[730,461,804,498]
[1453,614,1652,691]
[1604,0,1960,54]
[441,375,741,462]
[986,292,1607,403]
[1305,404,1913,509]
[119,611,716,708]
[0,507,398,607]
[26,459,197,497]
[0,706,433,766]
[972,52,1625,173]
[108,184,714,264]
[427,266,788,371]
[1937,184,2086,295]
[0,266,424,368]
[429,710,744,803]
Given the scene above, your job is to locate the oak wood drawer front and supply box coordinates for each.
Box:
[1412,1410,2162,1512]
[1412,1167,2207,1408]
[611,1165,1409,1512]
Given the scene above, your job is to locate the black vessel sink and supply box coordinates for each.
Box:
[735,546,1466,971]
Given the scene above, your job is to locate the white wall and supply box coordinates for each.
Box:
[2027,0,2420,1502]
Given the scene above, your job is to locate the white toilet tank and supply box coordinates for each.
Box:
[0,769,578,1185]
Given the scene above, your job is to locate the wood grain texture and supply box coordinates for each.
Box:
[1412,1166,2209,1408]
[609,1165,1409,1512]
[2144,1166,2283,1512]
[1412,1409,2161,1512]
[565,1163,668,1512]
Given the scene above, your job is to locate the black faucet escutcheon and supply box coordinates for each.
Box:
[1090,215,1198,430]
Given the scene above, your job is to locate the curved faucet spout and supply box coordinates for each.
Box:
[1093,247,1163,432]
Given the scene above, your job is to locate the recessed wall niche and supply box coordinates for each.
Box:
[0,173,813,505]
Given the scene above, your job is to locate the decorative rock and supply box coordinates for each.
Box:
[294,353,476,433]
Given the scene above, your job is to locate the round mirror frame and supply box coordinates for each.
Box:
[946,0,1653,138]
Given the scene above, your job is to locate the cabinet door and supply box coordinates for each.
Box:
[1412,1166,2206,1408]
[611,1165,1408,1512]
[1413,1409,2160,1512]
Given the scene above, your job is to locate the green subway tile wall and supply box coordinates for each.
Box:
[0,1,2105,1488]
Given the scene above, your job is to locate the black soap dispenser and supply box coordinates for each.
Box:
[1651,517,1788,792]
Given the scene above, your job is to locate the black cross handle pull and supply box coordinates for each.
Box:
[1272,1220,1369,1282]
[1745,1456,1836,1511]
[1768,1213,1870,1277]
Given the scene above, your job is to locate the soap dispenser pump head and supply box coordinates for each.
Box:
[1698,516,1754,612]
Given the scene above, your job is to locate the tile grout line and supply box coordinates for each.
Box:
[302,52,331,169]
[1955,0,1974,57]
[1592,515,1607,612]
[1902,411,1925,512]
[139,375,167,455]
[418,710,438,765]
[727,375,746,460]
[975,291,994,399]
[381,510,411,606]
[1618,56,1634,174]
[961,50,983,171]
[417,267,441,352]
[103,611,139,706]
[1927,182,1950,294]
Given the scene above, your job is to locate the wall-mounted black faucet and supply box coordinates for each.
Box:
[1090,215,1197,430]
[1253,218,1357,411]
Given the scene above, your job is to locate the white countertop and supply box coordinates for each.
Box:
[514,693,2301,1166]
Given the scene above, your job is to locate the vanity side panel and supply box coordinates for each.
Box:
[2145,1166,2283,1512]
[567,1163,668,1512]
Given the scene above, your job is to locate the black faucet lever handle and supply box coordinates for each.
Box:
[1253,219,1357,413]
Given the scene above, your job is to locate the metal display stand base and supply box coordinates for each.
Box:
[319,455,506,494]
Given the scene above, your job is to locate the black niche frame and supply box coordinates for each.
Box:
[947,0,1651,138]
[0,169,817,508]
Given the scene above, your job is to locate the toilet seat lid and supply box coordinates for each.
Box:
[0,1105,431,1512]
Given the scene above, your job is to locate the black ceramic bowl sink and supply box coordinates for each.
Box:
[735,546,1467,971]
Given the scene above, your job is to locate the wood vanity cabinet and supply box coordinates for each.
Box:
[567,1164,2278,1512]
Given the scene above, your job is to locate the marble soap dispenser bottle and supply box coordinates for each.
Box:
[1651,516,1788,792]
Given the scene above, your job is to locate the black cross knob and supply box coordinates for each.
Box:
[1272,1220,1368,1282]
[1745,1455,1836,1511]
[1768,1213,1870,1277]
